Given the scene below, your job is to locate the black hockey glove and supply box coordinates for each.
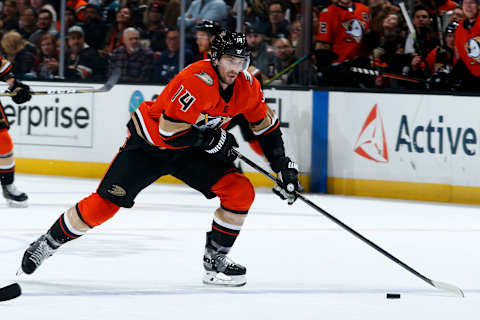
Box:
[202,128,239,163]
[8,80,31,104]
[271,157,302,205]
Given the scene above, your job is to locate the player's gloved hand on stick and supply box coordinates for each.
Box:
[203,128,239,163]
[272,157,302,205]
[8,80,31,104]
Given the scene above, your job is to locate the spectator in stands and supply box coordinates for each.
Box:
[16,0,29,15]
[65,25,106,81]
[18,7,38,40]
[264,1,290,42]
[101,6,134,55]
[1,0,20,31]
[286,0,302,23]
[33,33,59,79]
[420,0,458,17]
[289,20,301,48]
[452,0,480,91]
[450,6,464,23]
[426,21,457,75]
[368,0,400,32]
[29,9,58,46]
[178,0,228,31]
[164,0,180,28]
[363,12,406,86]
[110,27,154,82]
[124,0,150,29]
[1,31,37,78]
[193,19,220,61]
[140,2,167,54]
[314,0,371,87]
[153,27,192,83]
[245,21,275,79]
[404,6,439,56]
[67,0,88,21]
[81,4,109,50]
[270,37,307,85]
[245,0,269,24]
[30,0,57,27]
[99,0,121,24]
[64,6,78,32]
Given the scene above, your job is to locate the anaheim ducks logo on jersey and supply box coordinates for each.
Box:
[466,36,480,62]
[342,19,366,43]
[194,113,232,130]
[194,71,214,85]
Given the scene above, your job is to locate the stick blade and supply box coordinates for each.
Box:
[102,67,122,91]
[0,282,22,301]
[431,280,464,297]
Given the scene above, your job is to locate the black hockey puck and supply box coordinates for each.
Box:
[0,283,22,301]
[386,293,401,299]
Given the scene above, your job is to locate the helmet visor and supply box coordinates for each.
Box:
[218,54,250,73]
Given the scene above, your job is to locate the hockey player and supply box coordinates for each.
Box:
[18,30,301,287]
[0,57,32,207]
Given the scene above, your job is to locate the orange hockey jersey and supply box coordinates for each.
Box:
[455,18,480,77]
[316,3,370,63]
[133,60,273,149]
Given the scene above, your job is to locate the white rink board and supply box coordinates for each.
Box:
[329,91,480,186]
[7,82,312,175]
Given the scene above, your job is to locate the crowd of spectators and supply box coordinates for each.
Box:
[0,0,477,91]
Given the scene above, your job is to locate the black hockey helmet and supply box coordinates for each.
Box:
[445,21,459,34]
[211,29,250,63]
[195,20,221,36]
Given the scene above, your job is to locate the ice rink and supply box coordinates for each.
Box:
[0,174,478,319]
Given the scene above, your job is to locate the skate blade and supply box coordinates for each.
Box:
[6,199,28,208]
[202,271,246,287]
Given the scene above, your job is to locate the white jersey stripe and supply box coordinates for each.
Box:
[135,108,156,145]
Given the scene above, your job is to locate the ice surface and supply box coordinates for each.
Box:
[0,175,478,319]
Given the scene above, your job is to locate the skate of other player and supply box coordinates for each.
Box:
[18,30,301,287]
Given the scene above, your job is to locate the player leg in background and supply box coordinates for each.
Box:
[172,153,255,287]
[0,125,28,208]
[18,127,166,275]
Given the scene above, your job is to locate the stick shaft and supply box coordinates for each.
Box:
[263,54,312,86]
[233,149,460,294]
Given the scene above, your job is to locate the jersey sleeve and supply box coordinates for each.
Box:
[316,7,334,44]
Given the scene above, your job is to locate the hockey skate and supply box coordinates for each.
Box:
[18,234,60,275]
[203,246,247,287]
[2,184,28,208]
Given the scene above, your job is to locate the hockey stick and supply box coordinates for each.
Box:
[0,282,21,301]
[351,67,426,84]
[0,67,121,97]
[351,67,461,88]
[233,149,465,297]
[263,53,313,86]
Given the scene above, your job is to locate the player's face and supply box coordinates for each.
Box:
[217,55,246,85]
